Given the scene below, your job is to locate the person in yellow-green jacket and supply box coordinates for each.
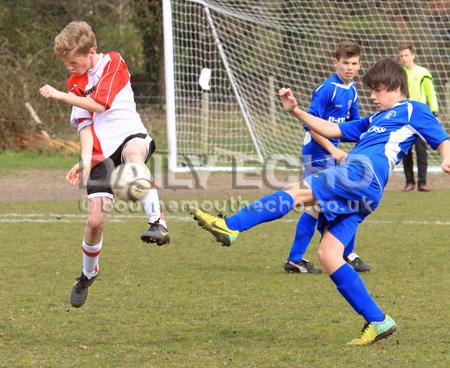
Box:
[398,44,440,192]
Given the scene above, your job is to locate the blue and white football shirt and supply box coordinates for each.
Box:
[338,100,449,189]
[303,73,359,166]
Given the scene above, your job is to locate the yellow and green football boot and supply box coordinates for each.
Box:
[350,315,396,346]
[191,207,239,246]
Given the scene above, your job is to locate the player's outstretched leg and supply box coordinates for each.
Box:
[350,315,396,346]
[191,190,300,246]
[191,209,239,246]
[70,272,98,308]
[191,186,315,246]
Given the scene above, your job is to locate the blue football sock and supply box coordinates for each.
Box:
[225,191,294,232]
[330,263,385,322]
[343,235,356,258]
[288,212,317,262]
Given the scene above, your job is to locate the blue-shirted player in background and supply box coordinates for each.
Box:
[285,41,371,274]
[191,58,450,345]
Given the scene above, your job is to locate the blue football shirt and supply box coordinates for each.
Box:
[303,73,359,162]
[338,100,449,189]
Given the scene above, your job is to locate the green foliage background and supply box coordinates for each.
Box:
[0,0,162,149]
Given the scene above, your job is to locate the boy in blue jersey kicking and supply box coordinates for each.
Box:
[285,41,371,275]
[191,58,450,345]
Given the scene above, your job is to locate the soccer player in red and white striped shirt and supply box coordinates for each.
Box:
[40,21,169,308]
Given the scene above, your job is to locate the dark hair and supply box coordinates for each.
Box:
[362,58,408,97]
[398,43,415,54]
[334,41,361,60]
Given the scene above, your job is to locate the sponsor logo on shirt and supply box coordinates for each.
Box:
[328,116,346,123]
[384,111,396,119]
[84,85,97,96]
[367,126,386,133]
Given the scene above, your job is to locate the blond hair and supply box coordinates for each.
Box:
[54,21,97,60]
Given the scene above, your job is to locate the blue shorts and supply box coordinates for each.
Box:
[305,159,383,245]
[316,213,364,248]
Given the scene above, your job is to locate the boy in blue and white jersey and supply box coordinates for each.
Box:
[191,58,450,345]
[286,41,371,274]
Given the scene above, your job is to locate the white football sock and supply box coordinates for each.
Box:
[346,252,359,261]
[82,240,102,279]
[142,187,167,228]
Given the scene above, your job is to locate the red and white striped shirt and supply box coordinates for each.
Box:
[67,52,149,162]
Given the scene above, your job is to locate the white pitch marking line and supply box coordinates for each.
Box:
[0,213,449,226]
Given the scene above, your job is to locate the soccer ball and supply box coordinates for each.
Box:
[110,162,151,201]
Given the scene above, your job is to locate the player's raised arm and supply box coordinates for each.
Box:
[39,84,106,113]
[279,88,342,139]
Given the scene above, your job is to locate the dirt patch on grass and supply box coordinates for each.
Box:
[0,169,449,203]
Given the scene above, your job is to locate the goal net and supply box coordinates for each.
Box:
[167,0,450,171]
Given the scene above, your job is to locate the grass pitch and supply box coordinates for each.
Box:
[1,189,449,367]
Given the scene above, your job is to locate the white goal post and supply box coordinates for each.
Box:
[164,0,450,172]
